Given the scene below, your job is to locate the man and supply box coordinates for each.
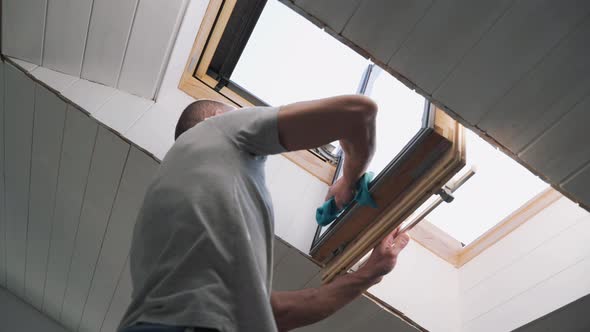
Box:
[119,95,410,332]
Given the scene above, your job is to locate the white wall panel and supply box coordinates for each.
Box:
[93,91,154,135]
[79,147,157,332]
[0,62,6,287]
[463,254,590,332]
[2,0,48,64]
[117,0,188,99]
[60,127,129,330]
[100,258,132,332]
[462,215,590,322]
[293,0,362,33]
[342,0,433,62]
[479,16,590,153]
[24,85,67,310]
[459,198,587,292]
[282,176,327,253]
[434,0,590,124]
[3,64,36,298]
[368,240,460,332]
[82,0,139,87]
[388,0,514,94]
[520,94,590,183]
[63,79,117,114]
[43,0,94,76]
[31,67,79,93]
[43,108,98,321]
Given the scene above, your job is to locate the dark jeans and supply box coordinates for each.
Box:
[122,323,218,332]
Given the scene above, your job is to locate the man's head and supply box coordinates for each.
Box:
[175,99,236,140]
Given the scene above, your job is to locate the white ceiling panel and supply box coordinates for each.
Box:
[298,295,378,332]
[563,164,590,206]
[293,0,362,33]
[478,16,590,153]
[42,0,93,76]
[387,0,514,94]
[359,306,419,332]
[93,91,154,135]
[117,0,188,99]
[433,0,590,124]
[60,127,130,330]
[43,108,98,321]
[273,250,319,291]
[82,0,139,87]
[3,64,36,298]
[342,0,433,61]
[30,66,79,93]
[1,0,47,64]
[24,85,67,310]
[0,62,6,287]
[79,147,158,332]
[62,79,117,114]
[519,94,590,183]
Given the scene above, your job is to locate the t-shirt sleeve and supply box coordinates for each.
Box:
[208,106,286,156]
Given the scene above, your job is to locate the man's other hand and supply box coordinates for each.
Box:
[326,177,356,209]
[355,228,410,285]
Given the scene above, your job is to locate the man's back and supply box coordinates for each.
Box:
[119,107,285,331]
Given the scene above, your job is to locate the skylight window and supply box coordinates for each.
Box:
[419,130,549,244]
[365,68,425,176]
[231,0,368,106]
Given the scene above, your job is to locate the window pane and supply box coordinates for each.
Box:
[365,69,425,176]
[231,0,368,106]
[319,68,425,237]
[424,130,549,244]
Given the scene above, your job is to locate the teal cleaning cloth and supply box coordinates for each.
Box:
[316,172,378,226]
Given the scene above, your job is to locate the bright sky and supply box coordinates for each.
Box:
[233,0,549,244]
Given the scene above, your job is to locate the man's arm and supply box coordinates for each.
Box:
[271,230,410,332]
[278,95,377,208]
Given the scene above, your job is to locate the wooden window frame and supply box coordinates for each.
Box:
[314,105,467,282]
[179,0,336,184]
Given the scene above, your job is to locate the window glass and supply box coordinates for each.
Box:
[231,0,368,106]
[365,68,425,176]
[417,130,549,244]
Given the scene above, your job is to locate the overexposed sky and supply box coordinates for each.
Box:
[235,0,548,243]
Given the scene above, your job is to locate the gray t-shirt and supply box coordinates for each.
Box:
[119,107,285,332]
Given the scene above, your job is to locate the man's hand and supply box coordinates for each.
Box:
[271,229,409,331]
[326,177,356,209]
[355,228,410,285]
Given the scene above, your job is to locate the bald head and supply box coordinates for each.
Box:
[175,100,236,140]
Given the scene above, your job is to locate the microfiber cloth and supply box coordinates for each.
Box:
[316,172,378,226]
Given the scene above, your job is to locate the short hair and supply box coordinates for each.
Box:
[175,100,234,140]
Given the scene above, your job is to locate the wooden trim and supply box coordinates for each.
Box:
[195,0,237,79]
[457,187,562,267]
[283,150,336,184]
[409,220,463,267]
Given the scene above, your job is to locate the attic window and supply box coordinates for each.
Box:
[418,130,549,245]
[230,0,368,106]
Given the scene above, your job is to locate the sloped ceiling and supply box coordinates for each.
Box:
[282,0,590,211]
